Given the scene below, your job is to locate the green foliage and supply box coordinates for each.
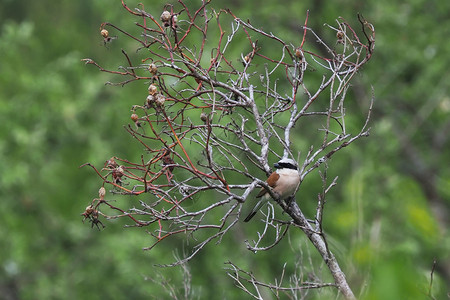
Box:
[1,0,448,299]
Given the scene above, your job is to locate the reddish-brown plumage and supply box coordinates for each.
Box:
[256,172,280,198]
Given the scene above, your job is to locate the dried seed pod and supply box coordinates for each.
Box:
[149,63,158,75]
[114,166,124,177]
[295,47,303,59]
[98,187,106,198]
[148,84,158,95]
[100,29,109,38]
[200,112,208,122]
[131,113,139,122]
[162,155,175,172]
[112,166,124,184]
[336,30,345,44]
[160,11,171,23]
[146,95,155,108]
[85,205,94,215]
[105,157,118,169]
[155,94,165,106]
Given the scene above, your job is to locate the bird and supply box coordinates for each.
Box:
[244,158,301,222]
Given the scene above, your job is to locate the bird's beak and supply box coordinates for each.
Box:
[273,162,280,169]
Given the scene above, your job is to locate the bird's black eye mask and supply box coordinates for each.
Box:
[274,162,297,170]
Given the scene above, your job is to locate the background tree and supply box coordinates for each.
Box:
[0,0,448,299]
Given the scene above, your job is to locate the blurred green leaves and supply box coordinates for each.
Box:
[0,0,449,299]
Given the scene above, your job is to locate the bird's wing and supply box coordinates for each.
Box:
[243,198,266,222]
[256,171,279,198]
[244,172,280,222]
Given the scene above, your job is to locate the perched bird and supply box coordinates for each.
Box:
[244,158,301,222]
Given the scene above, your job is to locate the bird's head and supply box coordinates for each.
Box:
[274,158,298,170]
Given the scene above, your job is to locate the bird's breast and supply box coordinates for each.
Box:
[274,169,300,199]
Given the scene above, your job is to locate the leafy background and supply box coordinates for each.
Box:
[0,0,448,299]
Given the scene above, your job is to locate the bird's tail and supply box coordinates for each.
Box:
[243,197,268,222]
[243,210,258,222]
